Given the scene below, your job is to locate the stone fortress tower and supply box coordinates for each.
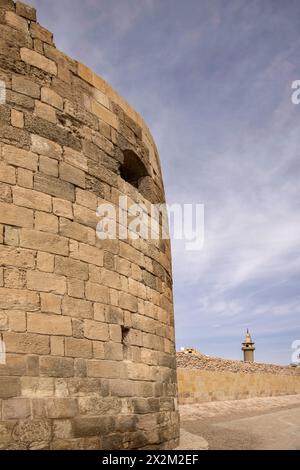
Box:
[242,329,255,363]
[0,1,179,449]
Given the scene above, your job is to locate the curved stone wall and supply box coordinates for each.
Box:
[0,0,179,450]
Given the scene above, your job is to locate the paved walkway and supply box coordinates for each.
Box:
[179,394,300,450]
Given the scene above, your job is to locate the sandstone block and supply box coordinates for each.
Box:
[27,271,66,295]
[109,379,137,397]
[40,293,61,315]
[103,252,116,271]
[3,397,31,420]
[0,162,16,184]
[16,1,37,21]
[30,22,53,45]
[75,188,97,210]
[0,0,15,10]
[46,398,78,419]
[5,11,28,33]
[109,289,118,308]
[7,310,26,332]
[4,331,50,354]
[53,198,73,219]
[119,292,138,312]
[31,134,62,160]
[41,87,63,110]
[93,88,110,109]
[78,396,121,415]
[0,377,21,398]
[87,360,122,379]
[88,265,101,284]
[0,309,8,329]
[4,267,26,289]
[93,303,107,322]
[62,296,93,319]
[3,226,18,246]
[92,341,105,359]
[27,313,72,336]
[73,415,115,438]
[119,241,143,266]
[12,75,40,99]
[40,356,74,377]
[84,320,109,341]
[0,118,31,148]
[117,257,131,277]
[71,318,84,339]
[129,279,146,299]
[39,155,58,176]
[64,148,88,172]
[91,100,118,129]
[65,337,92,359]
[73,203,98,229]
[67,278,84,299]
[59,162,85,188]
[21,48,57,75]
[109,324,122,343]
[105,306,123,326]
[34,173,75,202]
[101,268,121,289]
[70,242,103,266]
[17,168,33,188]
[20,228,69,255]
[26,114,81,151]
[0,201,33,228]
[35,100,57,124]
[13,187,51,212]
[77,62,94,84]
[92,131,114,156]
[55,256,88,280]
[143,270,157,290]
[85,282,109,304]
[0,287,39,311]
[60,218,95,245]
[26,354,40,376]
[3,144,38,171]
[37,252,54,273]
[104,342,123,361]
[7,89,35,112]
[126,362,152,381]
[52,419,73,439]
[0,246,35,268]
[35,211,58,233]
[34,39,46,54]
[50,336,64,356]
[20,377,54,398]
[0,182,12,203]
[12,418,52,446]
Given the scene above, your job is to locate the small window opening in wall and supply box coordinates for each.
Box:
[121,326,130,360]
[121,326,130,345]
[120,150,149,189]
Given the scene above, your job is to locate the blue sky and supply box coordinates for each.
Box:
[30,0,300,364]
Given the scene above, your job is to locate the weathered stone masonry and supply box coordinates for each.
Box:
[0,1,179,449]
[177,352,300,404]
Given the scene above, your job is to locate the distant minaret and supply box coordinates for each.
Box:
[242,329,255,362]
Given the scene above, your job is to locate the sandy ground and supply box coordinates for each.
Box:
[178,394,300,450]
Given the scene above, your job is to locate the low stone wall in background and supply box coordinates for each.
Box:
[177,352,300,404]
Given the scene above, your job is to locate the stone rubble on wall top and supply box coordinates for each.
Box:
[176,351,300,376]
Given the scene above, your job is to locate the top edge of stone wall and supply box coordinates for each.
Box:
[1,0,161,174]
[176,352,300,376]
